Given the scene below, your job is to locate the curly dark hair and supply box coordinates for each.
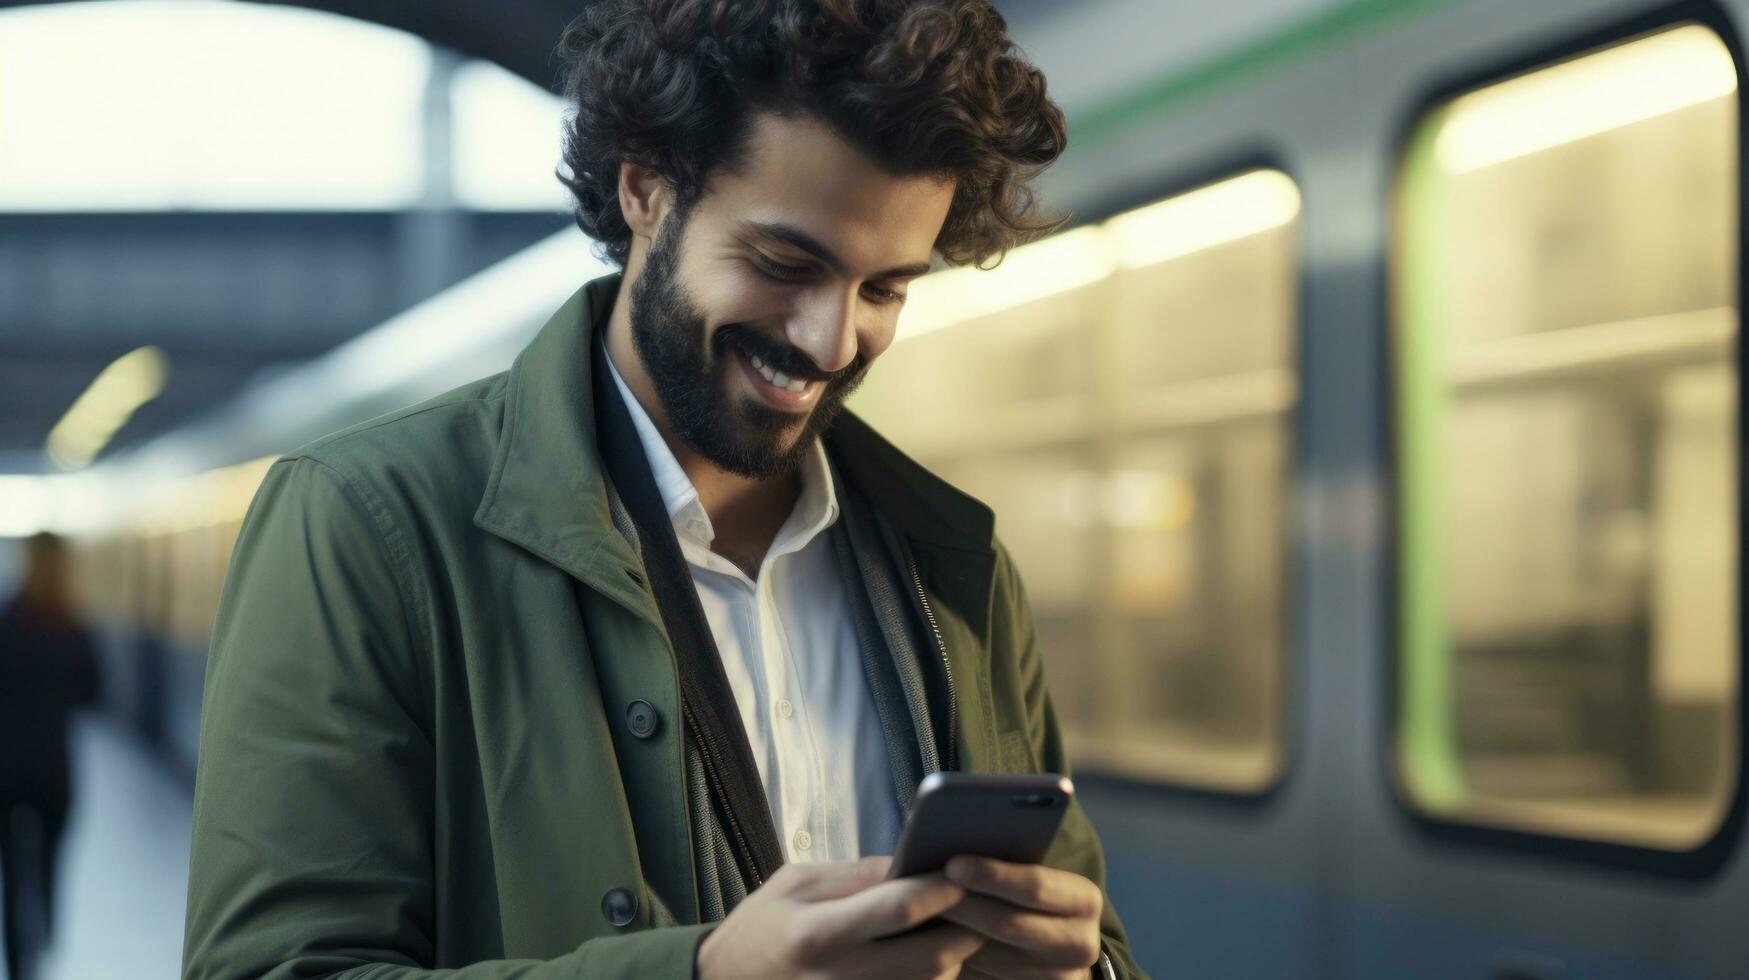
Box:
[555,0,1067,270]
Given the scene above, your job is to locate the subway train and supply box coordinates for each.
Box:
[61,0,1749,976]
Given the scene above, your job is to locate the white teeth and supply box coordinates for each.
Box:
[746,350,808,394]
[749,354,778,383]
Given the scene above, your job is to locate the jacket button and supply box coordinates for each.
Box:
[601,886,638,927]
[626,699,660,739]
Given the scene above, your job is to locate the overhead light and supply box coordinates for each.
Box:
[1435,24,1736,174]
[451,59,570,212]
[0,0,428,210]
[0,477,52,537]
[0,474,107,537]
[46,346,170,470]
[1107,169,1300,269]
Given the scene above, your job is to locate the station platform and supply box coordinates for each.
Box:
[26,717,190,980]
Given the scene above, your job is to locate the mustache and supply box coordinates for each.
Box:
[715,324,866,384]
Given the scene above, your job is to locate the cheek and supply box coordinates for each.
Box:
[693,262,796,327]
[858,319,898,363]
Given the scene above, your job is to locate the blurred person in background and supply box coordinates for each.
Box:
[183,1,1141,978]
[0,532,101,980]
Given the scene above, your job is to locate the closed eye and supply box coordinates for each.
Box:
[754,254,905,305]
[753,255,813,283]
[863,283,905,305]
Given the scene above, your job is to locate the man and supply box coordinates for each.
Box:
[1,532,102,980]
[183,1,1143,977]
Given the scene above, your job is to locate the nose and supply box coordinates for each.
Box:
[785,286,860,375]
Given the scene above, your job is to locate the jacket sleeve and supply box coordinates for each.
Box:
[183,456,713,980]
[993,542,1149,980]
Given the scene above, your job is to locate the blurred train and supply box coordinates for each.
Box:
[53,0,1749,975]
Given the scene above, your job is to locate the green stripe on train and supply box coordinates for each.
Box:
[1071,0,1473,152]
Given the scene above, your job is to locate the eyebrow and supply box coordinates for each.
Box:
[743,220,934,280]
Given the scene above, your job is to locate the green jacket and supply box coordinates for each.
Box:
[183,273,1144,979]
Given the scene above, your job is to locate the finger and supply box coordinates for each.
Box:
[781,855,892,901]
[936,894,1097,970]
[823,921,985,979]
[944,857,1104,917]
[962,963,1077,980]
[797,872,965,946]
[962,962,1075,980]
[961,928,1100,978]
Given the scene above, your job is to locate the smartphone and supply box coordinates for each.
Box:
[887,772,1074,878]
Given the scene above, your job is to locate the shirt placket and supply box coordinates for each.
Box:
[759,561,821,861]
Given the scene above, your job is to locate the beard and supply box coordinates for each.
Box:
[628,211,870,481]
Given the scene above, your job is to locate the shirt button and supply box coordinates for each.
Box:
[794,830,812,852]
[776,698,795,720]
[601,886,638,927]
[625,700,660,739]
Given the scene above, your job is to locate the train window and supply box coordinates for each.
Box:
[853,168,1300,792]
[1392,24,1740,849]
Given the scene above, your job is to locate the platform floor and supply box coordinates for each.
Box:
[20,717,191,980]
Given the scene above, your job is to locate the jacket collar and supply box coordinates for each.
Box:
[823,413,991,554]
[473,274,646,614]
[474,271,995,609]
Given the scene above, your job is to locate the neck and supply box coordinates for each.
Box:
[604,275,801,575]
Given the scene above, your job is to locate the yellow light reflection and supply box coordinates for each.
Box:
[899,226,1116,341]
[1435,24,1736,174]
[1107,169,1300,269]
[897,168,1299,343]
[1104,470,1197,531]
[135,455,278,535]
[46,346,170,470]
[1053,470,1198,531]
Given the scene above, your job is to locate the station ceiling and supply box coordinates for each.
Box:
[0,0,592,470]
[0,0,1065,472]
[0,0,1242,471]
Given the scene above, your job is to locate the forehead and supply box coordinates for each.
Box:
[700,112,954,272]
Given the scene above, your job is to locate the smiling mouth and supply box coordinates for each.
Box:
[732,344,824,412]
[747,352,811,393]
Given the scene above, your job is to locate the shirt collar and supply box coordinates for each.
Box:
[601,344,839,552]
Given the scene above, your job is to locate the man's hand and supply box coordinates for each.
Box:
[696,856,988,979]
[935,856,1104,980]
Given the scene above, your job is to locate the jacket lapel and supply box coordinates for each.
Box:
[472,274,662,629]
[823,412,998,639]
[470,273,702,927]
[823,413,1002,770]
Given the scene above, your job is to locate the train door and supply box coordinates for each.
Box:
[1364,9,1749,978]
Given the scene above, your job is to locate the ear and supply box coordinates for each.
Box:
[617,162,671,241]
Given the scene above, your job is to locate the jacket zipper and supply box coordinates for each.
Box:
[682,701,764,889]
[905,553,959,772]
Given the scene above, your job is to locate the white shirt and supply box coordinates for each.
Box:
[604,352,904,863]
